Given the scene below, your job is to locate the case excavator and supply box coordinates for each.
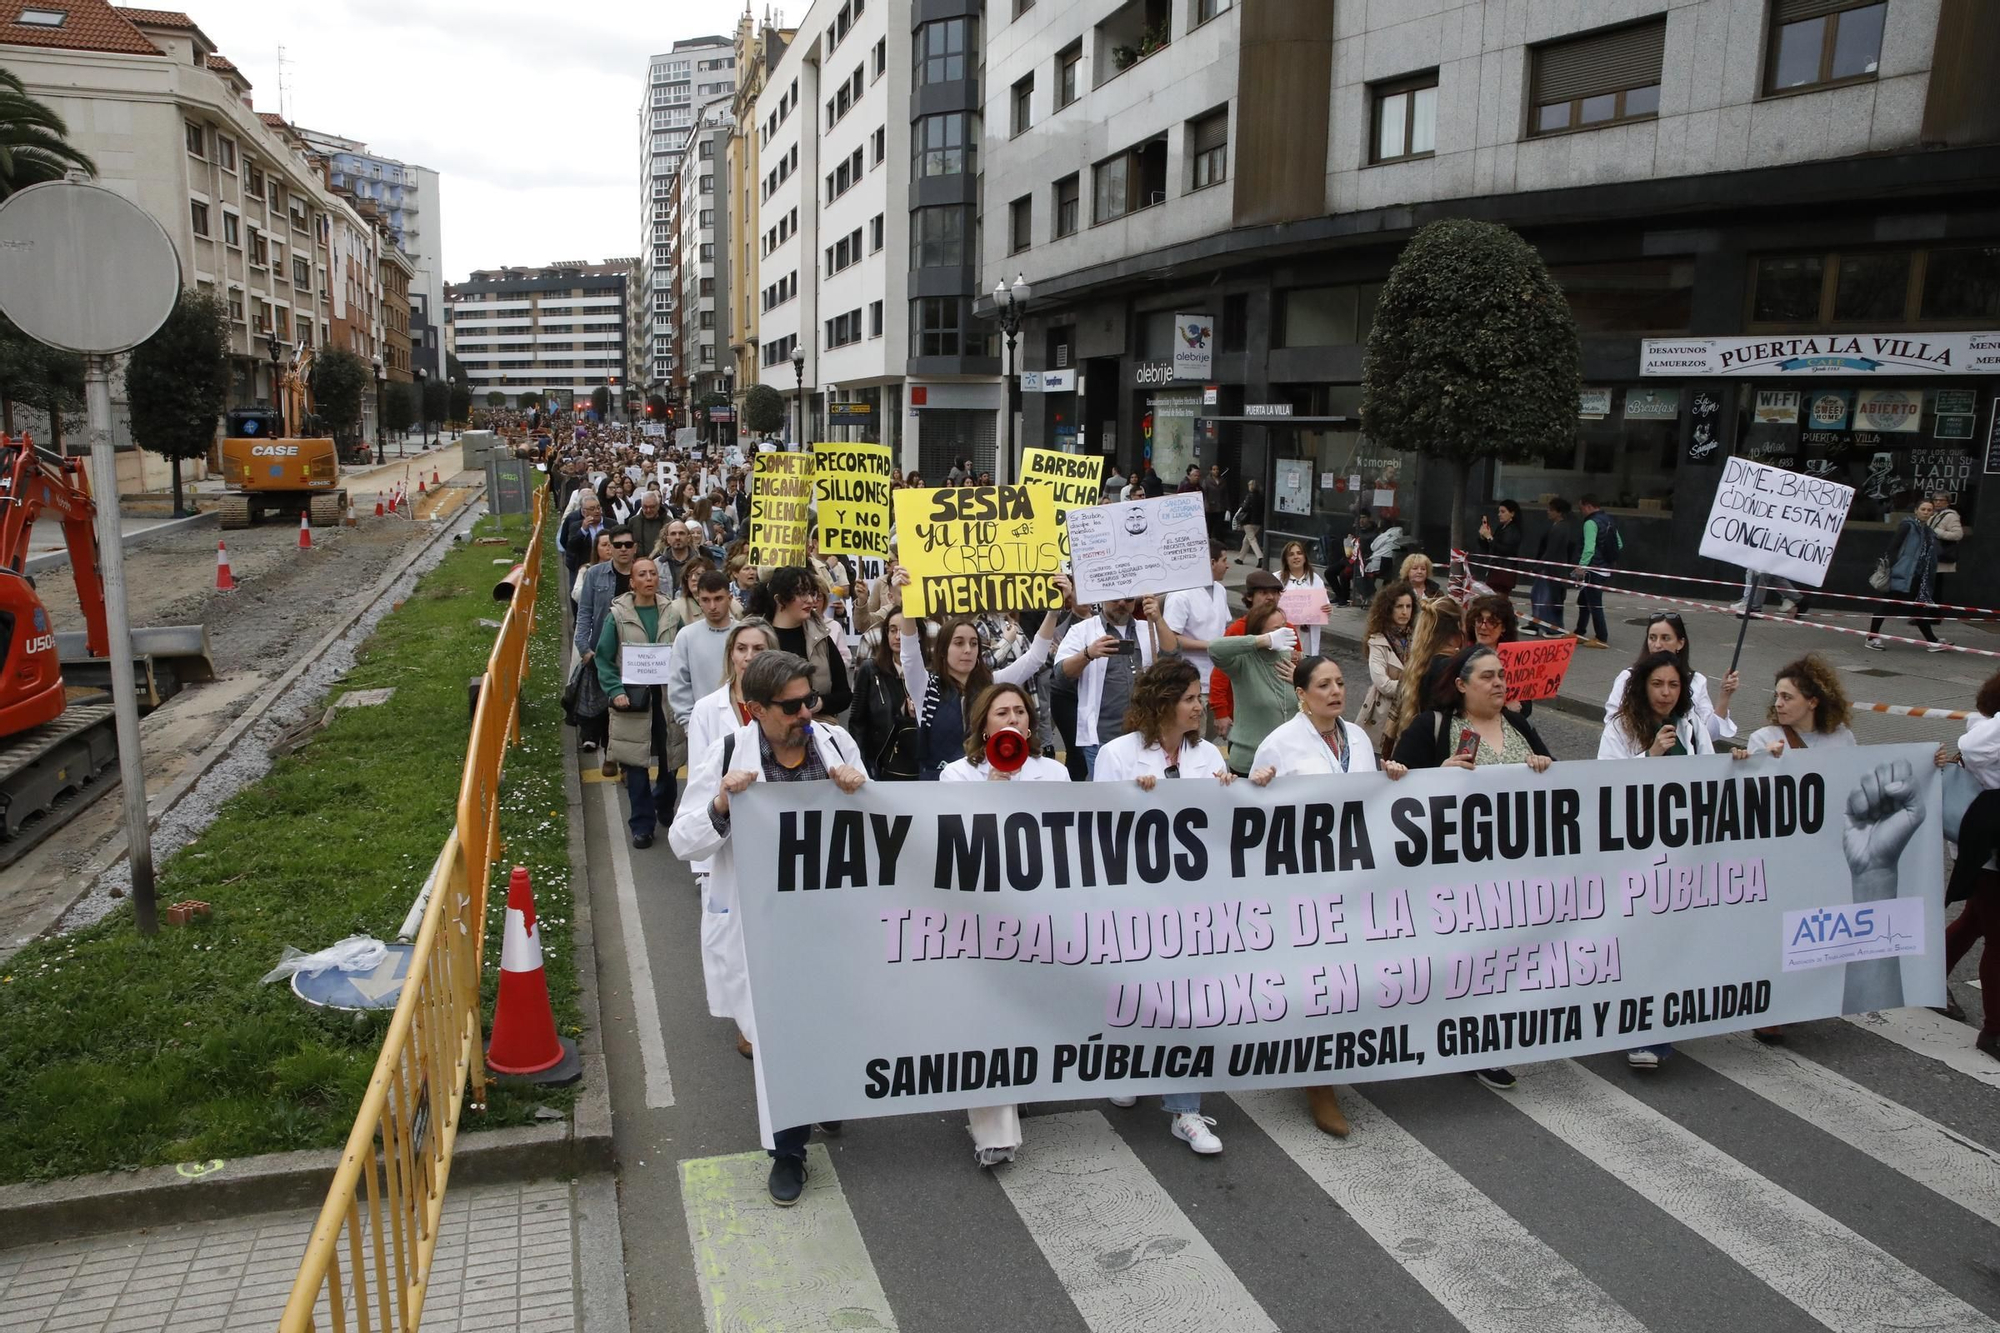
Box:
[217,341,350,530]
[0,434,212,859]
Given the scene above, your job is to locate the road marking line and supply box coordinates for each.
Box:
[679,1145,897,1333]
[990,1110,1278,1333]
[1844,1007,2000,1087]
[601,783,674,1109]
[1494,1060,1994,1333]
[1235,1090,1647,1333]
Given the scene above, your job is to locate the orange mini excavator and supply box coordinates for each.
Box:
[0,434,211,857]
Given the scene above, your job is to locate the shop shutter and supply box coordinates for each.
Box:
[1531,19,1667,105]
[1191,109,1229,156]
[1774,0,1873,22]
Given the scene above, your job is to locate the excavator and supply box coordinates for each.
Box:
[0,434,212,858]
[217,340,350,530]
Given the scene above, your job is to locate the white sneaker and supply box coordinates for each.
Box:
[1107,1096,1137,1108]
[1928,640,1952,653]
[1726,600,1748,614]
[1864,637,1886,651]
[1171,1113,1223,1154]
[1626,1049,1661,1069]
[975,1146,1017,1168]
[1780,600,1801,614]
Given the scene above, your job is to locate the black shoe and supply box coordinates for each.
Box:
[1977,1031,2000,1064]
[1475,1067,1517,1090]
[815,1120,844,1136]
[631,832,654,850]
[768,1155,807,1206]
[581,740,598,752]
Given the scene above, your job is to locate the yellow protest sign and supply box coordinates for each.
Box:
[748,451,813,566]
[1021,448,1103,514]
[893,485,1065,618]
[811,441,893,559]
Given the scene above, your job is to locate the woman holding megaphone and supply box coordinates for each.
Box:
[940,683,1069,1167]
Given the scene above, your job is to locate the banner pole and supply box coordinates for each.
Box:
[1728,573,1759,676]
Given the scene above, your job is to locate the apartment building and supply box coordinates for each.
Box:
[447,261,629,409]
[725,15,795,435]
[640,36,737,399]
[380,246,415,384]
[675,103,732,409]
[0,1,387,485]
[982,0,2000,587]
[755,0,1000,467]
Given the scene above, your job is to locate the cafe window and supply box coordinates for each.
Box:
[1528,19,1664,135]
[1765,0,1884,95]
[1919,246,2000,323]
[1370,73,1437,164]
[1277,283,1381,348]
[1494,386,1682,514]
[1749,246,2000,328]
[1733,383,1982,528]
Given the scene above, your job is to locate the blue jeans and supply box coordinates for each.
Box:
[1080,744,1100,779]
[622,702,675,837]
[1575,572,1608,642]
[1161,1093,1201,1115]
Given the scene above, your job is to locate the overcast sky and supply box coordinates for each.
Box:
[198,0,766,280]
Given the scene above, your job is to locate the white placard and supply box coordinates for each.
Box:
[1062,493,1212,604]
[639,442,657,456]
[1698,457,1855,588]
[619,643,675,685]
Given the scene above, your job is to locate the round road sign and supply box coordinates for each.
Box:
[0,179,181,354]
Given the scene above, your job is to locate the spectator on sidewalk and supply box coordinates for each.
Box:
[1929,490,1965,612]
[1530,498,1580,633]
[1235,479,1265,565]
[1572,495,1621,648]
[1476,500,1523,595]
[1351,508,1384,605]
[1867,499,1947,652]
[1202,464,1229,543]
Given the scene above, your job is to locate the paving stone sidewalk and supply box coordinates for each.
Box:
[0,1178,582,1333]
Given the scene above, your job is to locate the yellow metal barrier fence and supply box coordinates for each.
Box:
[279,490,549,1333]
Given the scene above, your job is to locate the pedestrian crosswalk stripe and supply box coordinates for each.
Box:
[1683,1032,2000,1227]
[602,783,675,1109]
[1493,1060,1996,1333]
[679,1145,897,1333]
[1845,1007,2000,1087]
[990,1110,1280,1333]
[1235,1089,1648,1333]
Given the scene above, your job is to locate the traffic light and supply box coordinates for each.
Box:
[644,403,655,417]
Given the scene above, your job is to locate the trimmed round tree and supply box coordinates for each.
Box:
[310,348,371,447]
[123,289,229,516]
[1361,218,1580,552]
[590,385,611,418]
[742,383,785,436]
[485,390,507,408]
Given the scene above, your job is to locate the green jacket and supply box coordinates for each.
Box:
[1210,634,1295,773]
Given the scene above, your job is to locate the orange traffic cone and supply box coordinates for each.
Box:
[298,510,312,549]
[485,867,580,1082]
[431,468,441,486]
[417,476,428,495]
[344,499,357,528]
[215,540,235,591]
[374,493,385,517]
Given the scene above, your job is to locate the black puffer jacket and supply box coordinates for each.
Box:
[848,659,919,780]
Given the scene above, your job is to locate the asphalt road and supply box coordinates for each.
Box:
[582,656,2000,1333]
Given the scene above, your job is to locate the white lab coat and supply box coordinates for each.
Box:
[1163,582,1233,691]
[1090,730,1230,782]
[1056,615,1157,747]
[1602,667,1738,741]
[1744,723,1857,753]
[1962,713,2000,790]
[1598,711,1716,760]
[668,719,865,1044]
[1250,711,1380,776]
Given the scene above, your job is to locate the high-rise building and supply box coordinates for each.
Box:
[640,36,737,401]
[724,13,796,436]
[448,261,630,410]
[675,103,732,409]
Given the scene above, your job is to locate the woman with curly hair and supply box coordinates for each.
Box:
[1746,655,1856,755]
[1400,551,1443,601]
[1357,580,1415,740]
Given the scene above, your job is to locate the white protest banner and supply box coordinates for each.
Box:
[639,442,657,456]
[1063,493,1211,604]
[618,644,674,685]
[1698,457,1855,587]
[734,747,1942,1133]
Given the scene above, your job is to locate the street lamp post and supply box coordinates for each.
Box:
[413,367,428,455]
[371,358,386,464]
[265,332,283,429]
[993,273,1032,483]
[722,367,736,453]
[791,346,805,448]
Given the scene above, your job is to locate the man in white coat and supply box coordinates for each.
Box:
[670,650,868,1207]
[1057,596,1177,776]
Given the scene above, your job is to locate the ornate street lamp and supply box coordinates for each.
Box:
[791,345,805,447]
[993,272,1032,482]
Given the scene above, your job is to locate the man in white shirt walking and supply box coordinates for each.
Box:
[1162,542,1234,742]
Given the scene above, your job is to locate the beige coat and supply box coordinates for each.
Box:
[606,595,674,768]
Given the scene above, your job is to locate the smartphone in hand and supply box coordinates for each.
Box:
[1454,728,1481,762]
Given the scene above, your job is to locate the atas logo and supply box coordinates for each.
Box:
[1791,906,1876,946]
[1781,899,1924,973]
[250,445,300,457]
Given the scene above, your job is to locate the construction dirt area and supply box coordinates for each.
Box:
[1,468,490,957]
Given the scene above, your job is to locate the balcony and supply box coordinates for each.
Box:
[1094,0,1173,88]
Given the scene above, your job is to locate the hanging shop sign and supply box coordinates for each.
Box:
[1623,388,1681,421]
[1852,389,1922,434]
[1579,388,1613,418]
[1752,390,1800,425]
[1244,403,1294,418]
[1020,371,1042,392]
[1642,332,2000,377]
[1173,313,1214,381]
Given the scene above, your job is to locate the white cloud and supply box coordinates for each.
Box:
[186,0,755,278]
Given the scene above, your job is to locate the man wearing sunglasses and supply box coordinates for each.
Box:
[576,525,644,777]
[670,651,867,1207]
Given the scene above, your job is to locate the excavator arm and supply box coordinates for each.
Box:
[0,434,108,659]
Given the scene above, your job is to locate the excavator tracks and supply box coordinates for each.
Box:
[0,699,118,869]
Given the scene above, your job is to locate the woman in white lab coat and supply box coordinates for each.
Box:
[1600,612,1739,743]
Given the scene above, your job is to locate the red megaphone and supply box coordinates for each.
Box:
[986,729,1028,773]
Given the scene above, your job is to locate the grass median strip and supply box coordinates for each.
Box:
[0,513,580,1184]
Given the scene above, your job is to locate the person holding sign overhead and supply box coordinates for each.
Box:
[1598,613,1738,744]
[1093,658,1234,1155]
[596,556,677,848]
[1248,654,1407,1138]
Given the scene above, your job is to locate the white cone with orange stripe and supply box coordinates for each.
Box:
[485,866,580,1083]
[215,540,235,591]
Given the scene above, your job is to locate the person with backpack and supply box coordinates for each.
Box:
[1571,494,1621,648]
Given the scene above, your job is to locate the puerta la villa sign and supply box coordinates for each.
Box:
[1642,332,2000,377]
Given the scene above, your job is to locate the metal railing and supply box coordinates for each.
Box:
[278,488,549,1332]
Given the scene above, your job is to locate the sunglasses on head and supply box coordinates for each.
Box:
[767,692,821,716]
[1647,613,1685,630]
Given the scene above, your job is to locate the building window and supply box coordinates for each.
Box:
[184,122,205,157]
[1092,135,1167,223]
[1529,19,1664,135]
[871,213,885,251]
[1370,73,1437,163]
[873,126,886,165]
[216,136,236,171]
[246,163,263,196]
[915,16,976,85]
[914,112,977,177]
[1009,196,1033,254]
[1188,108,1228,189]
[227,291,243,323]
[1277,283,1382,348]
[190,200,209,237]
[874,37,886,79]
[912,297,961,357]
[1767,1,1884,94]
[1920,246,2000,322]
[1015,0,1035,14]
[1746,247,2000,328]
[1012,75,1034,136]
[1194,0,1231,22]
[827,308,864,348]
[1096,0,1172,85]
[1054,173,1080,237]
[870,300,884,337]
[222,212,239,247]
[1057,42,1082,109]
[911,207,969,268]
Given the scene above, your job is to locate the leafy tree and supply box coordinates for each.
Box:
[422,377,449,430]
[449,382,473,422]
[590,385,610,418]
[646,392,670,419]
[310,348,371,443]
[1361,219,1580,551]
[445,352,467,384]
[0,311,82,444]
[743,383,785,436]
[485,390,506,408]
[0,68,96,198]
[381,380,416,433]
[124,289,228,516]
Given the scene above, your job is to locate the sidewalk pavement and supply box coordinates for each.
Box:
[1219,558,1988,749]
[0,1176,608,1333]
